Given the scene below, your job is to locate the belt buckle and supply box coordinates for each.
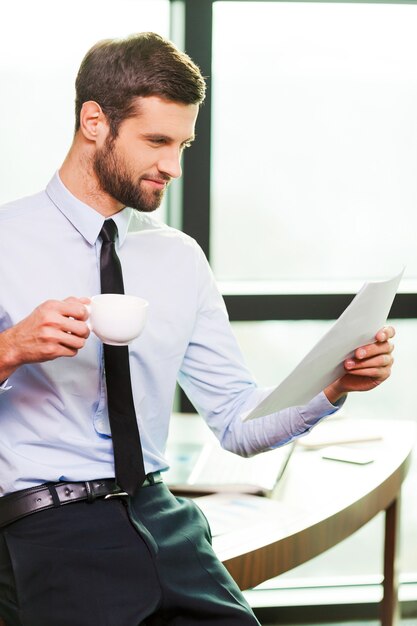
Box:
[104,491,128,500]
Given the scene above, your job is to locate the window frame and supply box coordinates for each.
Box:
[175,0,417,324]
[172,0,417,613]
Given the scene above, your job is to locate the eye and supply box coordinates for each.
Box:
[150,137,166,146]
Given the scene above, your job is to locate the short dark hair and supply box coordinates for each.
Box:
[74,32,206,135]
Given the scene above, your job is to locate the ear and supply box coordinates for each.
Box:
[79,101,109,142]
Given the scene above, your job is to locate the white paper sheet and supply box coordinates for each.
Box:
[194,493,287,536]
[244,269,404,421]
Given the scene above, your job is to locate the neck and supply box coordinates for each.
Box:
[59,141,124,217]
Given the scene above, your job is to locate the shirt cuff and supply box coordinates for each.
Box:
[299,391,346,428]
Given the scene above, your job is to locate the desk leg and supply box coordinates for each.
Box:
[382,495,401,626]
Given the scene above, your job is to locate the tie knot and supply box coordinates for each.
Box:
[100,219,118,244]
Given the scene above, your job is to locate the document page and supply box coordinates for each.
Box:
[244,269,404,421]
[194,493,288,537]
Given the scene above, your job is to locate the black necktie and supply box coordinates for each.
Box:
[99,219,146,495]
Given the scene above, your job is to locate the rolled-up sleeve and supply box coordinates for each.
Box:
[178,246,344,457]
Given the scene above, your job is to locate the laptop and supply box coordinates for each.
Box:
[164,437,295,496]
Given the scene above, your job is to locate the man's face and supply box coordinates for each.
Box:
[93,96,198,211]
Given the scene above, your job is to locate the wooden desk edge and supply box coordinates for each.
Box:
[222,441,413,591]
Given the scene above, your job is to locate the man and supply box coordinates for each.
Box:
[0,32,394,625]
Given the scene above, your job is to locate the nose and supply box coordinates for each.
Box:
[157,148,183,180]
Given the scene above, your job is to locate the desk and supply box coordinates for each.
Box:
[199,418,414,626]
[0,418,412,626]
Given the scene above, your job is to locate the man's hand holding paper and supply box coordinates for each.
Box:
[324,325,395,404]
[244,269,403,421]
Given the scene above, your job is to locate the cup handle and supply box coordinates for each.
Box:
[84,303,92,330]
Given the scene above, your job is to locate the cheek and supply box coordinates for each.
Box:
[124,148,154,177]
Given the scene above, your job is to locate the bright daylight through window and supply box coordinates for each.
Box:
[211,0,417,597]
[211,1,417,292]
[0,0,170,219]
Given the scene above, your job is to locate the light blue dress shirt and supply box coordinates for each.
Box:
[0,173,339,495]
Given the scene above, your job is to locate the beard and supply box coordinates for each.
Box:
[93,136,169,212]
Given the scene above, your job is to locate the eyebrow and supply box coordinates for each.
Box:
[141,133,195,145]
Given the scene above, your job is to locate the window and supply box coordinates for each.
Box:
[0,0,170,219]
[179,0,417,609]
[211,1,417,290]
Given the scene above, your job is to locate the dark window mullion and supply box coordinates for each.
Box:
[224,292,416,321]
[181,0,213,261]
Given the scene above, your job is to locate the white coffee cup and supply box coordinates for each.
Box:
[85,294,148,346]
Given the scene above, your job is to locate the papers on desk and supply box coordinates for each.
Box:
[194,493,285,537]
[297,416,383,449]
[164,439,294,496]
[244,269,404,421]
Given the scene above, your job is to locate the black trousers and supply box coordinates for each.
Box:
[0,482,261,626]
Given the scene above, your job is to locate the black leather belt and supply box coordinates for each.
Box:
[0,473,163,529]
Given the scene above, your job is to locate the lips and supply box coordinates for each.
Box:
[142,178,168,190]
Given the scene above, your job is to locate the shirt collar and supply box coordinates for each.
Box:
[46,171,132,247]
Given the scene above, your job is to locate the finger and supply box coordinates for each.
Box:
[60,317,90,338]
[354,340,394,361]
[64,296,91,305]
[57,330,88,351]
[344,345,394,371]
[32,327,86,361]
[57,299,90,321]
[342,366,392,381]
[353,326,396,358]
[345,353,394,371]
[38,299,86,322]
[375,325,396,342]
